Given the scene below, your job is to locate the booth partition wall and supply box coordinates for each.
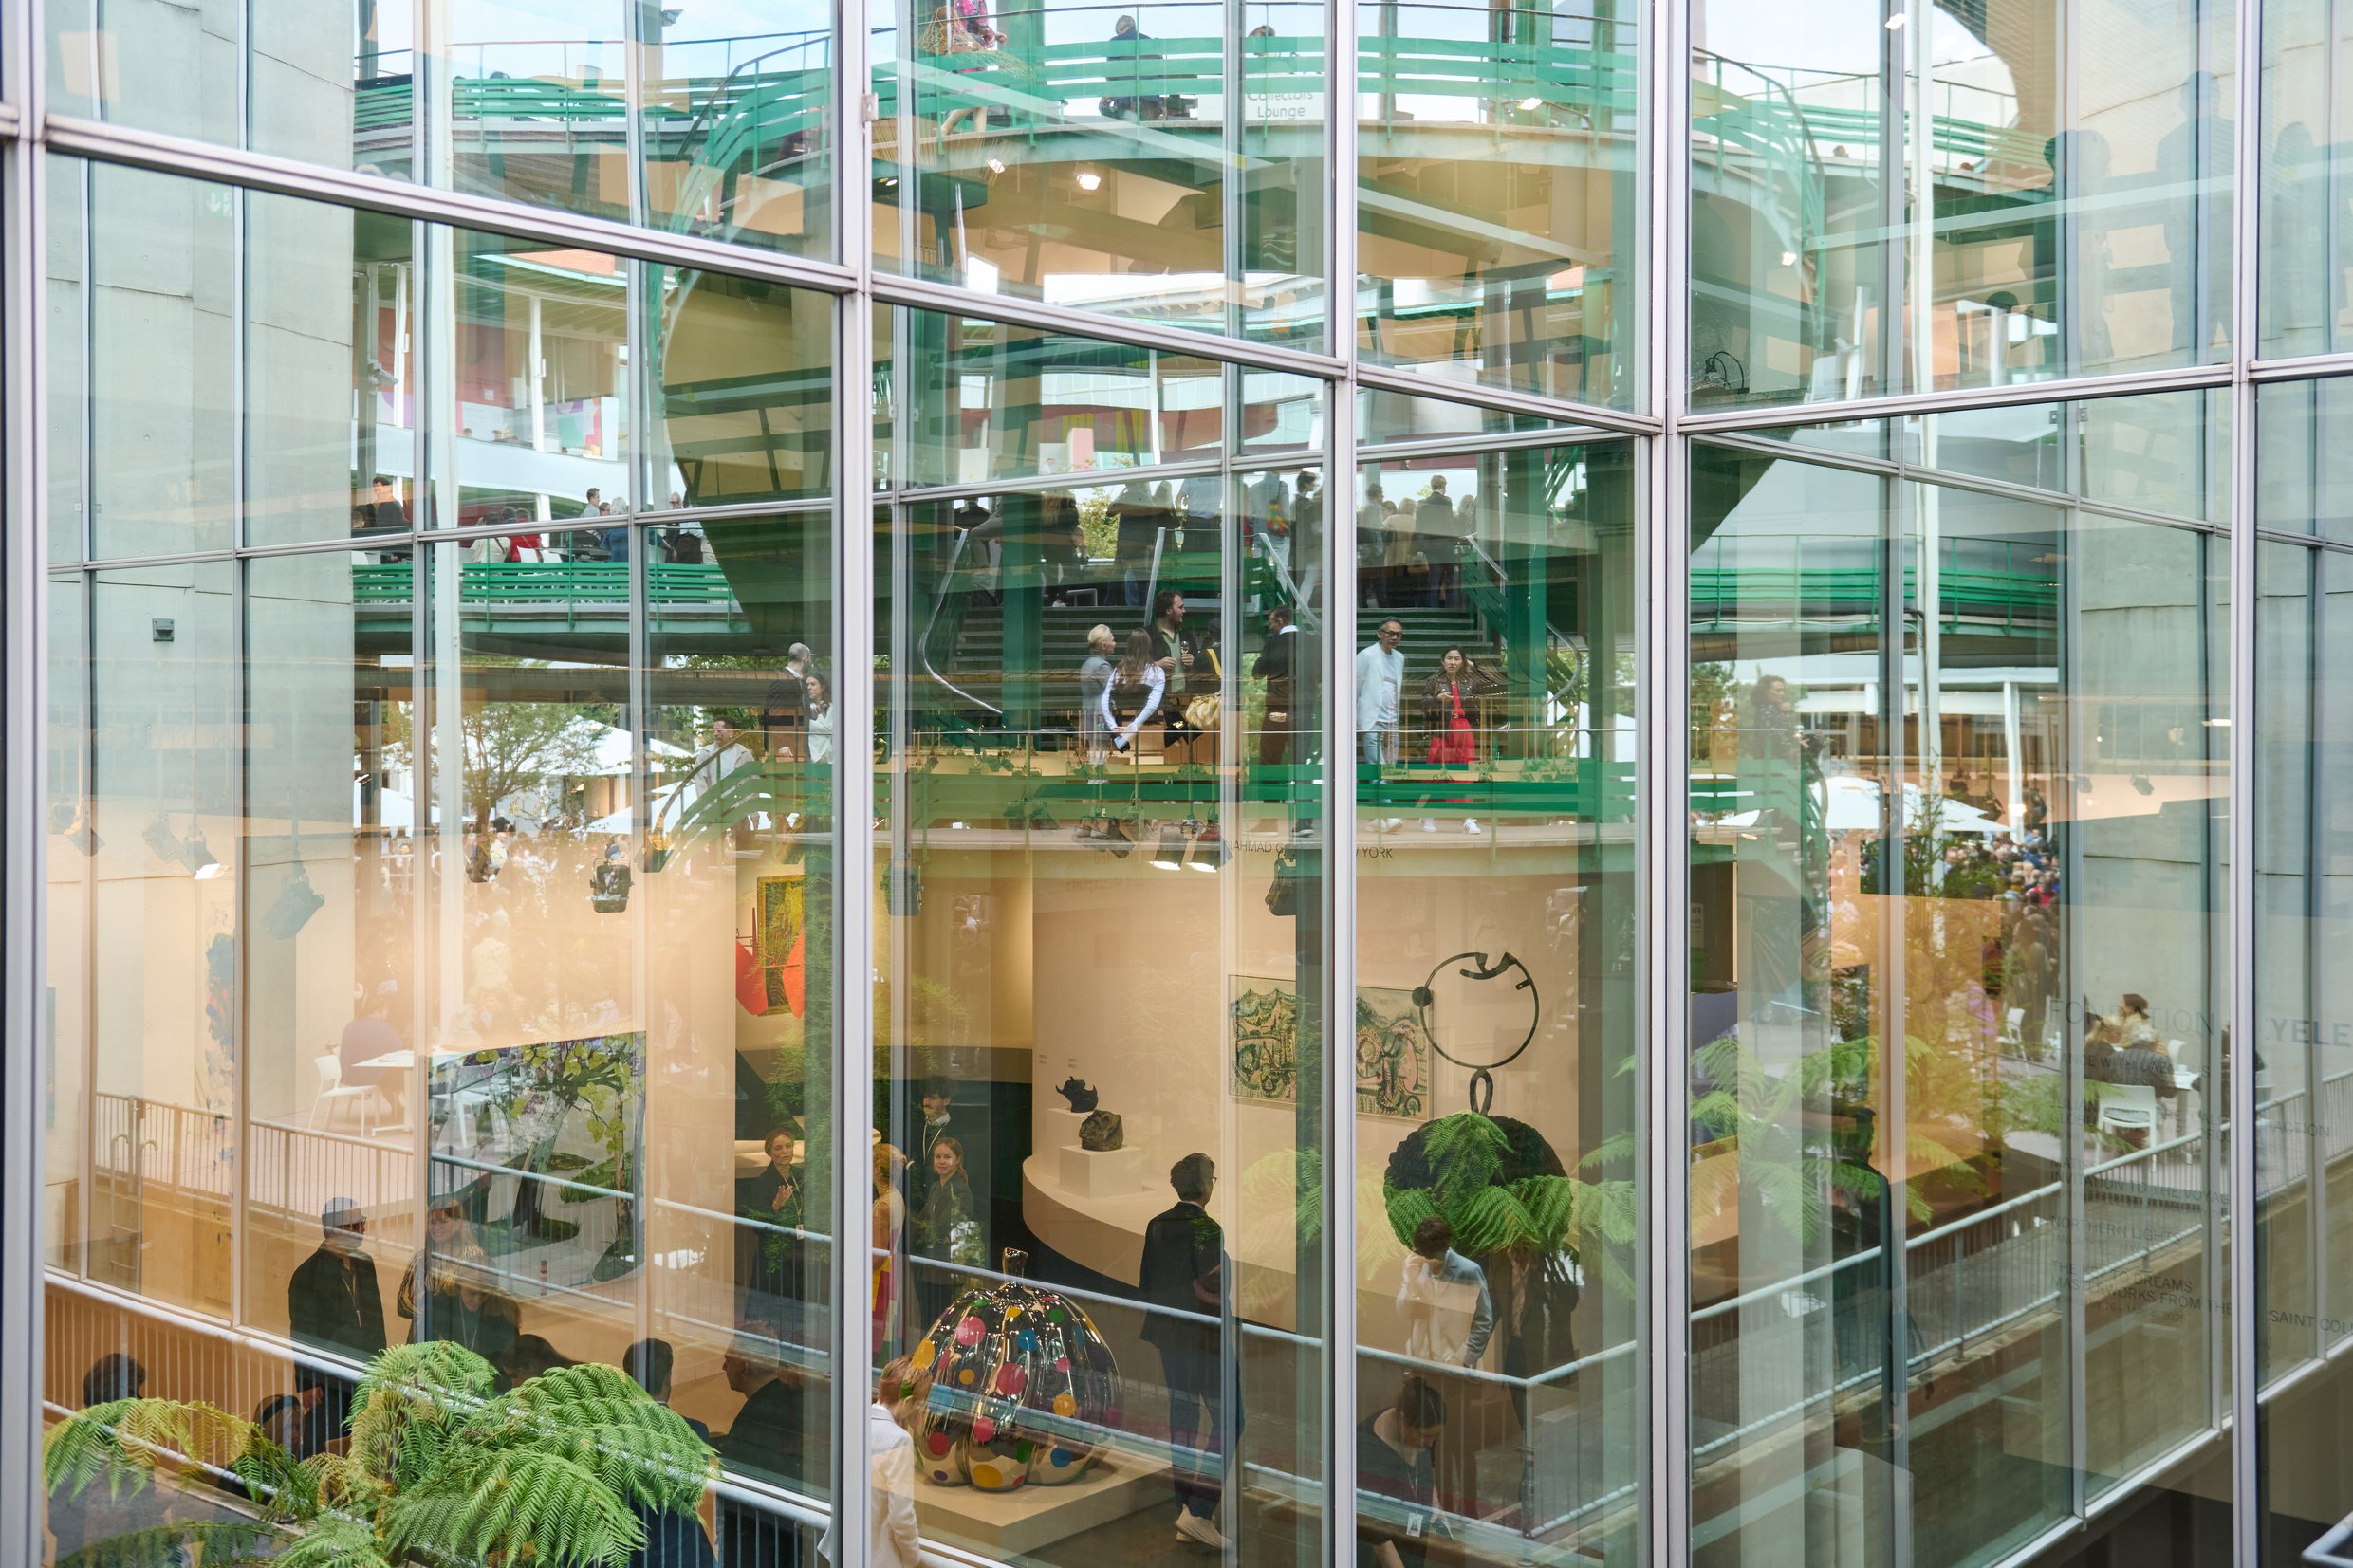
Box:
[14,1,2353,1567]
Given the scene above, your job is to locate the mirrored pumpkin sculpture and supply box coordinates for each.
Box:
[907,1249,1120,1491]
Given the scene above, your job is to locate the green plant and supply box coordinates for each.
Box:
[1380,1111,1639,1299]
[45,1341,714,1568]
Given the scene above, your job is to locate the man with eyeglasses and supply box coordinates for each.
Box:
[1356,618,1406,770]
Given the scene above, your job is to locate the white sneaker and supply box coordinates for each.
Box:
[1420,818,1437,833]
[1465,818,1482,834]
[1175,1511,1229,1549]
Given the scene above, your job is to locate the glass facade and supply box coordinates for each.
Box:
[8,6,2351,1568]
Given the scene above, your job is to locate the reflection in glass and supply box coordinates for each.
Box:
[2259,2,2353,357]
[1357,0,1638,406]
[1688,402,2228,1567]
[872,370,1329,1564]
[49,0,836,256]
[1350,436,1640,1568]
[1692,0,2234,405]
[877,0,1327,345]
[877,305,1324,490]
[83,163,236,560]
[50,562,239,1319]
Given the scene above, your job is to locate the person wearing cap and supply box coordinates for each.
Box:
[287,1197,387,1451]
[288,1197,388,1367]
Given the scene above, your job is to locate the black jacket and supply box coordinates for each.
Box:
[1137,1201,1224,1354]
[627,1416,717,1568]
[287,1245,388,1364]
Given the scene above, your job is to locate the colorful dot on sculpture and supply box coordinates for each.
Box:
[955,1317,985,1346]
[927,1432,953,1456]
[959,1368,975,1386]
[1052,1393,1077,1417]
[912,1339,937,1369]
[1054,1355,1071,1372]
[1047,1306,1065,1322]
[972,1462,1003,1488]
[996,1366,1027,1395]
[1049,1448,1076,1468]
[1013,1440,1034,1462]
[973,1416,997,1445]
[1005,1306,1023,1321]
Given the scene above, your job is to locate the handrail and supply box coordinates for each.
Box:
[918,527,1005,718]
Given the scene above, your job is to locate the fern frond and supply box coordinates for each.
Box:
[347,1339,495,1477]
[384,1448,643,1568]
[1419,1113,1508,1207]
[1448,1184,1526,1257]
[46,1398,260,1501]
[1381,1183,1439,1249]
[1510,1175,1579,1252]
[270,1512,393,1568]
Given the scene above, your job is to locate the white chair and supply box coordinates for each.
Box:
[2095,1082,2161,1147]
[311,1053,382,1133]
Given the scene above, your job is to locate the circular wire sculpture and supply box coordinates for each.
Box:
[1411,950,1540,1114]
[907,1272,1121,1491]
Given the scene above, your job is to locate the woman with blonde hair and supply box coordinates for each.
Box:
[824,1356,932,1568]
[1078,623,1119,766]
[873,1143,909,1355]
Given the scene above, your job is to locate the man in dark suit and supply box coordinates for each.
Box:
[716,1337,826,1568]
[1252,605,1300,765]
[287,1197,388,1447]
[624,1339,718,1568]
[1138,1153,1229,1549]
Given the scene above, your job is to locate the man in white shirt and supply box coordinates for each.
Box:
[1356,618,1406,767]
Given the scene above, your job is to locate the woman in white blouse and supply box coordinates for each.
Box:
[1102,628,1165,754]
[823,1354,928,1568]
[805,673,835,764]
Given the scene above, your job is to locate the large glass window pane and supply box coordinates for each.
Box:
[250,198,423,550]
[876,305,1323,491]
[60,561,241,1319]
[48,1,837,259]
[870,321,1329,1566]
[641,4,835,251]
[1687,395,2229,1568]
[1349,434,1641,1567]
[2258,0,2353,358]
[1692,0,2235,406]
[83,163,236,560]
[1357,1,1638,407]
[640,507,841,1539]
[242,549,417,1356]
[432,229,634,531]
[875,0,1327,347]
[2252,386,2353,1568]
[2257,378,2353,544]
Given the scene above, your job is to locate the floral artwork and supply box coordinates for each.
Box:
[1230,977,1430,1120]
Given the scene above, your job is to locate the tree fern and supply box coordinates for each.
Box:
[47,1340,716,1568]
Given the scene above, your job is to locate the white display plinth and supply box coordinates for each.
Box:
[914,1456,1172,1557]
[1057,1141,1146,1197]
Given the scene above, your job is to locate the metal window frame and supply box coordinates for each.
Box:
[8,0,2352,1566]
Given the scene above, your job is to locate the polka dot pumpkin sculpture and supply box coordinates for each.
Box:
[907,1269,1119,1491]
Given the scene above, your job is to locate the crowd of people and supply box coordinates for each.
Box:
[348,480,710,566]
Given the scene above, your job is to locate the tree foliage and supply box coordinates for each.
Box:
[43,1341,714,1568]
